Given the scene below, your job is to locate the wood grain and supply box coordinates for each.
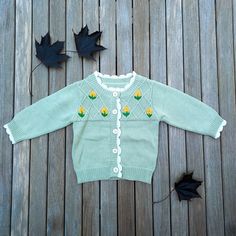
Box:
[47,1,66,235]
[0,0,235,235]
[0,1,15,235]
[29,0,48,235]
[216,0,236,235]
[11,0,32,235]
[65,0,83,235]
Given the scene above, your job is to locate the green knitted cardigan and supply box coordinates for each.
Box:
[3,71,226,184]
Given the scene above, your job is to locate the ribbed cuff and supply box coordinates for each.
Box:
[3,123,16,144]
[3,119,24,144]
[208,115,227,139]
[214,119,227,139]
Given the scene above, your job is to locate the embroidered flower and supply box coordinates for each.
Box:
[146,107,153,117]
[78,106,85,117]
[122,105,130,117]
[101,106,109,117]
[88,90,97,99]
[134,89,142,100]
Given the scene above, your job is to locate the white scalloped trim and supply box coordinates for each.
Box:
[116,97,122,178]
[214,119,227,139]
[3,124,16,144]
[94,70,136,92]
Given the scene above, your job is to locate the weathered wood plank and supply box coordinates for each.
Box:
[100,1,117,236]
[216,0,236,235]
[166,0,188,235]
[150,0,171,235]
[64,1,83,236]
[0,1,15,235]
[182,1,206,235]
[47,1,66,235]
[116,0,135,235]
[11,0,32,235]
[2,1,236,235]
[28,0,48,235]
[82,0,100,235]
[234,0,236,97]
[199,0,225,235]
[133,1,153,235]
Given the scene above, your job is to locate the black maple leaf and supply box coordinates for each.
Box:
[35,32,70,68]
[174,172,202,201]
[73,25,106,60]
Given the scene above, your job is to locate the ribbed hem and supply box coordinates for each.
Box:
[75,166,154,184]
[207,115,226,139]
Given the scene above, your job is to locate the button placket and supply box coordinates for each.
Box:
[111,92,123,178]
[93,71,137,179]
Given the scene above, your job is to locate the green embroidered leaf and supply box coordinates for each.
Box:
[122,112,130,117]
[88,95,96,99]
[101,112,108,117]
[78,112,85,117]
[134,95,142,100]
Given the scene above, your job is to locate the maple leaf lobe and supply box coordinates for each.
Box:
[35,32,70,68]
[174,172,202,201]
[73,24,107,60]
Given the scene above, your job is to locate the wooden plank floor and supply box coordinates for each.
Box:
[1,0,236,235]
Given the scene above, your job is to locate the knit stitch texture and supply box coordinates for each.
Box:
[3,71,227,184]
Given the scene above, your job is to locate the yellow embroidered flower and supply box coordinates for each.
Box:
[134,89,142,100]
[88,90,97,99]
[101,106,109,117]
[122,105,130,117]
[78,106,85,117]
[146,107,153,117]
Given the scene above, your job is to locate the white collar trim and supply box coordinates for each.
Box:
[94,70,137,92]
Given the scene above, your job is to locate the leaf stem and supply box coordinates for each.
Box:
[28,49,77,96]
[153,187,175,204]
[28,62,42,96]
[61,50,78,53]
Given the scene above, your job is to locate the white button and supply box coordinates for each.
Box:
[113,129,118,134]
[113,167,119,173]
[112,109,118,114]
[113,91,118,97]
[112,148,118,153]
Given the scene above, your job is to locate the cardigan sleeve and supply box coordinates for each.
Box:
[3,81,81,144]
[151,80,226,139]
